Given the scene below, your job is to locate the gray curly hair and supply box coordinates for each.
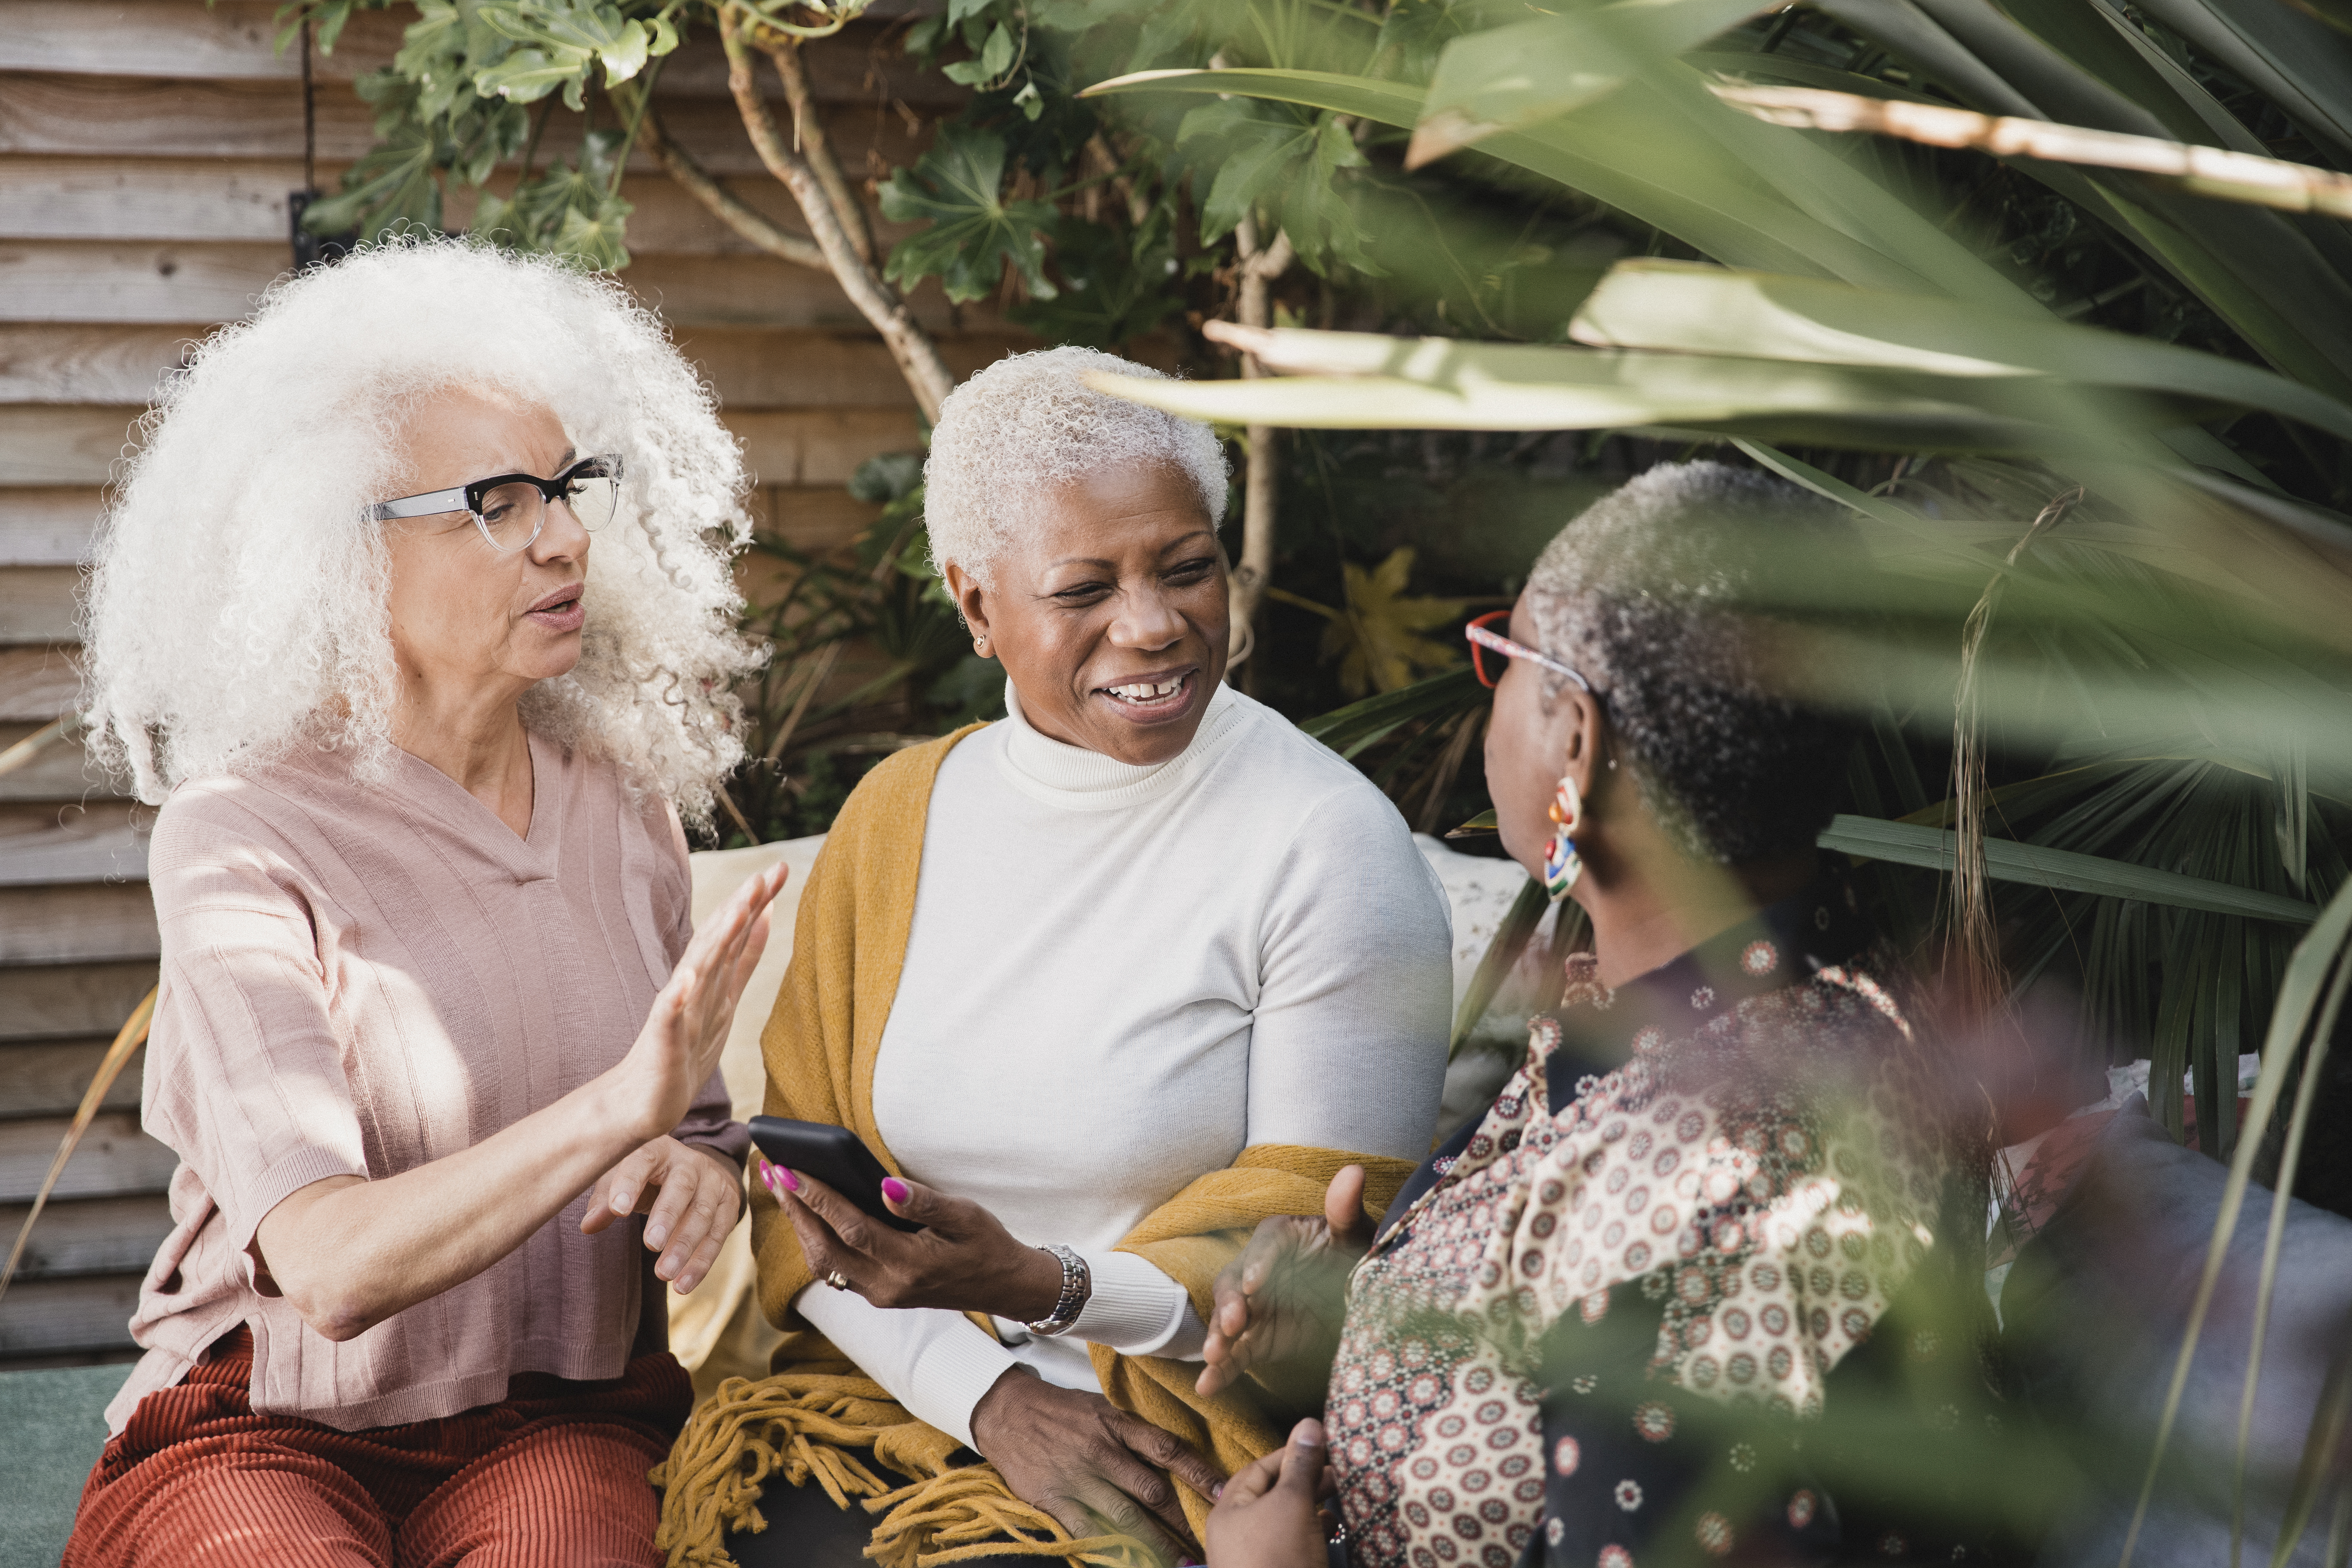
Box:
[923,346,1228,586]
[80,237,762,827]
[1525,460,1860,864]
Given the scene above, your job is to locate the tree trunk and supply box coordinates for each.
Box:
[762,37,879,267]
[716,9,956,421]
[1229,211,1294,684]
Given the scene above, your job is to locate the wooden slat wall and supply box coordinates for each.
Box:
[0,0,1023,1364]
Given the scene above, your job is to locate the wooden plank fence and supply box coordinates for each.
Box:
[0,0,1018,1365]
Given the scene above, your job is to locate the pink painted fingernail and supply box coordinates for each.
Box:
[778,1167,800,1193]
[882,1178,910,1205]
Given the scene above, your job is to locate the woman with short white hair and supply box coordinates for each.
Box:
[65,239,788,1567]
[662,346,1455,1568]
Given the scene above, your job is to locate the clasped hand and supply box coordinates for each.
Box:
[1196,1164,1376,1398]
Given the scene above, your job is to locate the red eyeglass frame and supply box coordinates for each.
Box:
[1464,609,1595,693]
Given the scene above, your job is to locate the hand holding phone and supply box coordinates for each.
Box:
[750,1124,1069,1324]
[747,1117,921,1232]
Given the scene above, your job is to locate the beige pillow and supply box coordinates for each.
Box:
[665,836,828,1397]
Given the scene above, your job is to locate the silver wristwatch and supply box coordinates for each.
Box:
[1024,1243,1091,1337]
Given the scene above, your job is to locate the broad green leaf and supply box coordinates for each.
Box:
[474,44,593,103]
[1409,0,1771,162]
[1372,0,1481,85]
[480,0,634,60]
[393,0,471,83]
[1817,814,2320,925]
[1007,212,1183,348]
[1087,66,2038,306]
[551,192,634,270]
[878,126,1059,302]
[942,21,1015,84]
[305,117,444,239]
[1809,0,2352,401]
[1999,0,2227,147]
[2131,0,2352,169]
[1175,96,1377,274]
[596,18,650,84]
[1179,98,1321,245]
[1084,329,2233,451]
[1570,260,2352,442]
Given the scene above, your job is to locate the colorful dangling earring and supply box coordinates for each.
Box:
[1541,774,1584,901]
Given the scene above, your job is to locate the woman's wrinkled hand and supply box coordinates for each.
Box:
[1205,1418,1333,1568]
[583,1135,743,1294]
[1196,1165,1375,1399]
[612,861,788,1142]
[761,1163,1066,1323]
[971,1366,1227,1564]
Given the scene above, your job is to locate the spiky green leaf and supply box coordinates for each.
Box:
[878,126,1058,302]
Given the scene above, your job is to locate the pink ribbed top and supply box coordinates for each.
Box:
[105,731,744,1436]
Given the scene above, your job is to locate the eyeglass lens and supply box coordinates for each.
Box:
[475,470,620,551]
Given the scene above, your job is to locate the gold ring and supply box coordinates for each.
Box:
[824,1269,851,1291]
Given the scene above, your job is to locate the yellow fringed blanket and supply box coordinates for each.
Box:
[652,727,1412,1568]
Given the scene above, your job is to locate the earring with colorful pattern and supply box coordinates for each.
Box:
[1542,774,1584,901]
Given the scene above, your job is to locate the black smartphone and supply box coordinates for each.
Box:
[747,1116,923,1232]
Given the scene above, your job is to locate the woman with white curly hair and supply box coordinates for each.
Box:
[64,239,789,1568]
[658,347,1455,1568]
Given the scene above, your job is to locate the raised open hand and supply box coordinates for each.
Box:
[1195,1164,1375,1399]
[616,860,788,1142]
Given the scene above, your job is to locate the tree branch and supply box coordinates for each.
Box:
[631,93,828,272]
[720,5,955,420]
[759,34,879,266]
[1225,209,1294,679]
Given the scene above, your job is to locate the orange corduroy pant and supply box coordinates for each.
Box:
[62,1327,691,1568]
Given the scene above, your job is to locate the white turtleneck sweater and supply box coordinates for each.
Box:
[793,679,1452,1447]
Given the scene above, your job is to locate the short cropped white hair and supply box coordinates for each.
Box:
[923,346,1228,585]
[81,237,761,826]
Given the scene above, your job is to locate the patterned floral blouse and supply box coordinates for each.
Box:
[1326,881,2008,1568]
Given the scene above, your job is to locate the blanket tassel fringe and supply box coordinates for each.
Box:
[652,1374,1152,1568]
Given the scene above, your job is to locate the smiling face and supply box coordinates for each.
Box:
[944,462,1230,766]
[380,388,591,704]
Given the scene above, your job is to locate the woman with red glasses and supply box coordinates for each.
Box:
[1196,462,2020,1568]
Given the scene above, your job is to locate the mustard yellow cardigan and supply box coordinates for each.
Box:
[654,726,1413,1568]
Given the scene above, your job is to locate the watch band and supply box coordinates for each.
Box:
[1023,1244,1091,1337]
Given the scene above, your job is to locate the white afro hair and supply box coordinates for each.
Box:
[80,236,762,827]
[922,346,1228,585]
